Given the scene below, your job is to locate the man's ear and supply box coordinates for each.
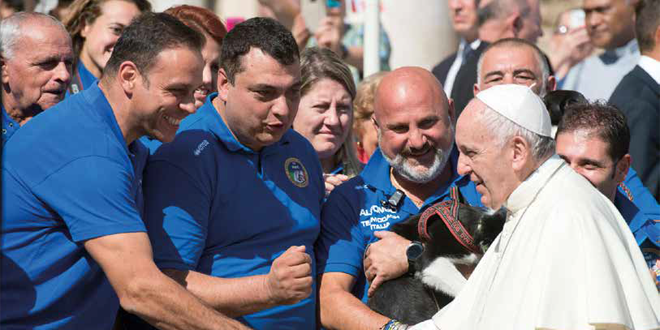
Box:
[473,83,481,97]
[448,97,456,124]
[117,61,140,95]
[510,135,530,172]
[614,154,631,185]
[217,68,231,102]
[510,13,523,38]
[0,56,8,85]
[547,75,557,93]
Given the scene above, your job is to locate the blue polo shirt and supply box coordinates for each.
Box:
[621,168,660,224]
[1,83,148,329]
[2,105,19,145]
[142,95,324,329]
[316,147,482,303]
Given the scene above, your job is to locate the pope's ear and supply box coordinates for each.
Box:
[510,135,531,171]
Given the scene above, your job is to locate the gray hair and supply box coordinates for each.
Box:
[480,105,555,161]
[476,38,550,97]
[0,12,67,60]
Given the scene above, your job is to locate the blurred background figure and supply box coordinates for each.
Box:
[609,0,660,201]
[49,0,75,21]
[561,0,638,101]
[164,5,227,108]
[353,71,386,164]
[432,0,480,97]
[0,0,23,19]
[547,8,593,83]
[64,0,151,94]
[294,47,362,180]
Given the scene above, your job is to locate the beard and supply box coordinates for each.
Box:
[379,134,453,184]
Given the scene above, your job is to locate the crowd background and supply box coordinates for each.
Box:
[4,0,582,73]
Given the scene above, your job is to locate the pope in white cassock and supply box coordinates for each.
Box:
[411,85,660,330]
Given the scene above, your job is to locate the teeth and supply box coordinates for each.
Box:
[163,115,181,126]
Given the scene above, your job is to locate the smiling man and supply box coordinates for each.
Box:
[1,12,73,145]
[2,13,248,330]
[561,0,639,100]
[136,17,324,329]
[316,67,482,330]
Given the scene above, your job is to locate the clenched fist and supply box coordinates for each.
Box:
[265,245,313,305]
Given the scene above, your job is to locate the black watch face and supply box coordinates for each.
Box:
[407,243,424,260]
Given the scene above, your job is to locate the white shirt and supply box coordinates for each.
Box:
[444,39,481,97]
[638,55,660,85]
[411,155,660,330]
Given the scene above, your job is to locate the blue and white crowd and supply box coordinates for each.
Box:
[1,0,659,329]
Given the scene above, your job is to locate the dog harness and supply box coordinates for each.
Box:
[417,186,481,255]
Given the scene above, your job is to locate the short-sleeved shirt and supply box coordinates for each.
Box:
[142,95,324,329]
[2,105,19,145]
[1,83,148,329]
[316,148,483,303]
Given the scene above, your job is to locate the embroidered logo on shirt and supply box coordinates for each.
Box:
[193,140,210,156]
[284,157,309,188]
[359,205,400,230]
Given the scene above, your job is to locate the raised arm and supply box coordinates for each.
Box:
[161,245,313,318]
[84,232,250,330]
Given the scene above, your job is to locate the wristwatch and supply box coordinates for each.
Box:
[406,241,424,276]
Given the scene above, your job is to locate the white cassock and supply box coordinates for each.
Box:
[411,155,660,330]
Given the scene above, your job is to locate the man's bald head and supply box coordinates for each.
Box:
[478,0,542,43]
[374,67,452,125]
[0,12,70,60]
[373,67,456,184]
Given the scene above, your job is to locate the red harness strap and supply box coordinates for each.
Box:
[417,187,481,255]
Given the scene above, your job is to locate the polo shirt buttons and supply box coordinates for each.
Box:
[8,123,13,127]
[2,128,6,134]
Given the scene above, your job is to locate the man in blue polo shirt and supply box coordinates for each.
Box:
[140,18,323,329]
[316,67,483,329]
[2,13,248,330]
[1,12,73,145]
[555,101,660,287]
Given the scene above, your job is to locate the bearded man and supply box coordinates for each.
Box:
[315,67,483,330]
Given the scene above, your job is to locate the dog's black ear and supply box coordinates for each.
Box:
[389,214,421,241]
[473,207,506,253]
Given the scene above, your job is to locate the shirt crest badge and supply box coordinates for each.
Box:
[284,157,309,188]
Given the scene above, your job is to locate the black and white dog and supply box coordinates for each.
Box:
[367,195,506,325]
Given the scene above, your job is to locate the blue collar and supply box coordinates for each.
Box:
[81,83,129,152]
[200,94,290,155]
[361,146,470,208]
[77,61,99,90]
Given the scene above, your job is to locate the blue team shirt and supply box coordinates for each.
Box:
[2,105,19,145]
[621,168,660,224]
[142,94,324,329]
[1,83,148,329]
[316,147,483,303]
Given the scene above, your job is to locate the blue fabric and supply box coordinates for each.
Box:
[142,94,324,329]
[2,105,19,145]
[315,147,483,303]
[617,168,659,250]
[1,83,148,329]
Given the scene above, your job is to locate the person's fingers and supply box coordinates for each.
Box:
[368,275,385,298]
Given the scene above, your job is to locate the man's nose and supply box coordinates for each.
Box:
[54,61,72,84]
[457,152,471,176]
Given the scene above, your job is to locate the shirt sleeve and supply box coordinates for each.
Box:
[142,136,215,272]
[315,182,366,277]
[32,156,145,242]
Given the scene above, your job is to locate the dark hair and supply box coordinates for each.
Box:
[1,0,24,12]
[635,0,660,53]
[64,0,152,57]
[164,5,227,47]
[556,101,630,162]
[543,90,587,125]
[104,12,204,80]
[219,17,299,84]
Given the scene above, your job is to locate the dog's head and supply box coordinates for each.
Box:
[390,202,506,260]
